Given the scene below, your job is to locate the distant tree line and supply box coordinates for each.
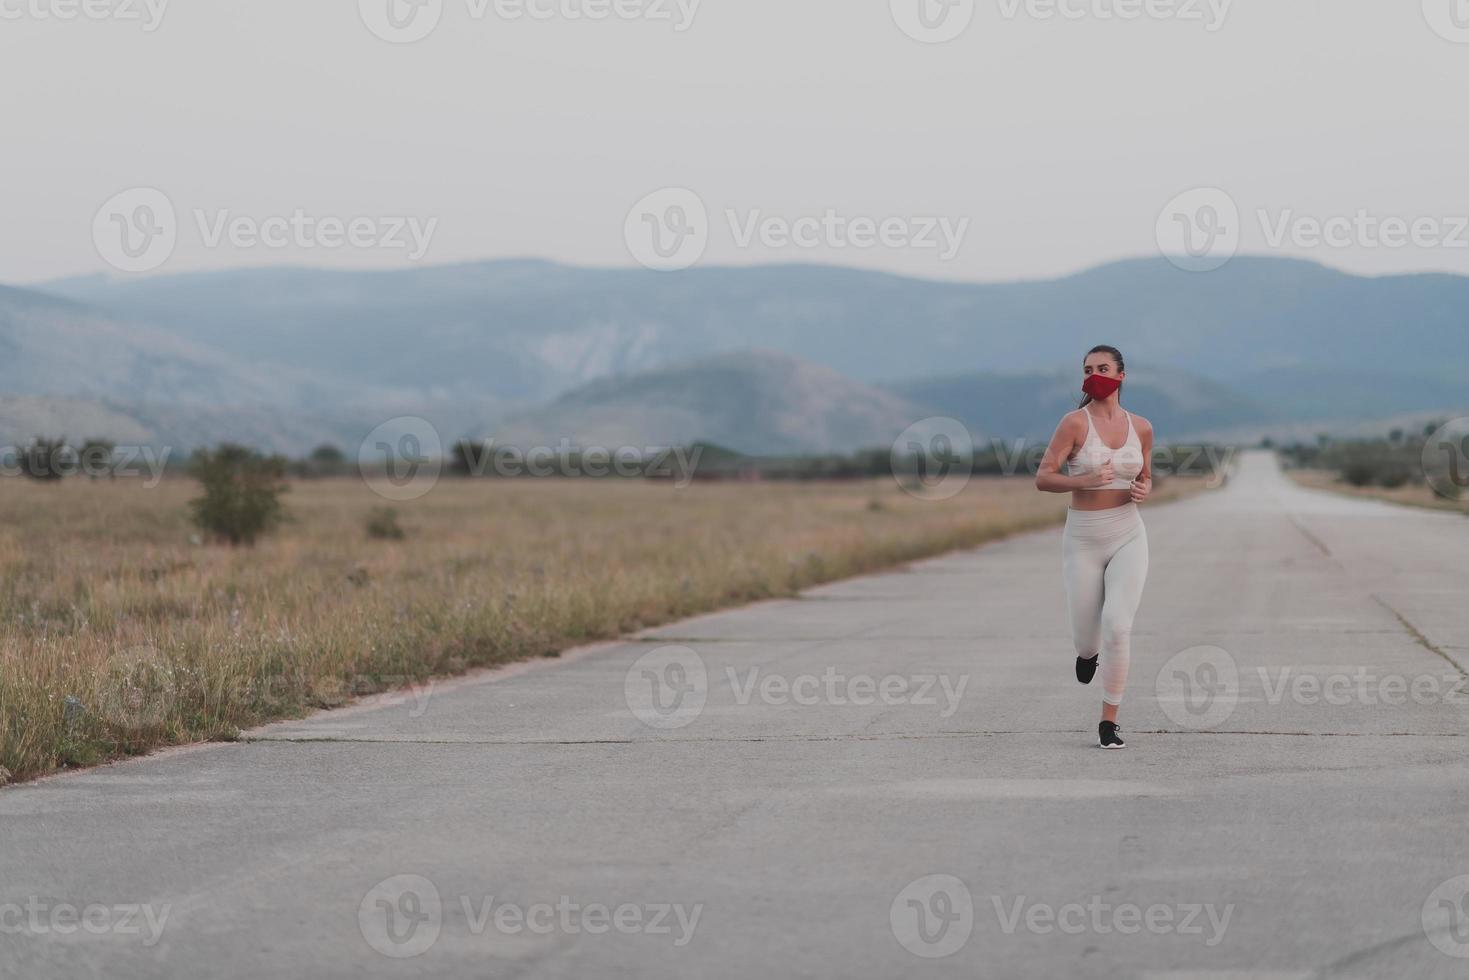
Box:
[1277,421,1459,496]
[650,440,1226,484]
[6,435,1230,485]
[7,438,120,480]
[5,433,1239,550]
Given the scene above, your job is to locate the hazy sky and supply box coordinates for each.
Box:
[4,0,1468,284]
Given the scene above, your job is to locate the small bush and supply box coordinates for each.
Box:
[1376,462,1412,489]
[365,506,406,540]
[21,437,73,481]
[1336,443,1416,489]
[78,439,117,478]
[188,444,289,546]
[296,443,349,478]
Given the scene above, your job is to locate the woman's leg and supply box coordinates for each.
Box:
[1098,525,1150,709]
[1062,530,1105,664]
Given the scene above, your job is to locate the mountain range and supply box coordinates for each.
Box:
[3,256,1465,455]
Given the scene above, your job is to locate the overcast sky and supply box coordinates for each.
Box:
[3,0,1467,284]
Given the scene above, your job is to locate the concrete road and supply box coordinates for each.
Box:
[4,451,1468,979]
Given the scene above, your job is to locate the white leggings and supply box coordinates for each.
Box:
[1062,503,1149,707]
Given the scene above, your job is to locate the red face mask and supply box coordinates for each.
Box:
[1082,373,1122,400]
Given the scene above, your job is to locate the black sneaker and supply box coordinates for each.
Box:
[1076,655,1099,685]
[1099,721,1126,750]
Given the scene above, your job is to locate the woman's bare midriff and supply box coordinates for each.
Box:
[1069,488,1134,512]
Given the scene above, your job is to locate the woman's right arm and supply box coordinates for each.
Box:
[1035,412,1109,493]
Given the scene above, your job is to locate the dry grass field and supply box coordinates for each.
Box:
[1287,469,1469,515]
[0,473,1205,783]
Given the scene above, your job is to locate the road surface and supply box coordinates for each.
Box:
[3,451,1468,978]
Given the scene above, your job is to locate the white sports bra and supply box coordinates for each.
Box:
[1065,409,1144,490]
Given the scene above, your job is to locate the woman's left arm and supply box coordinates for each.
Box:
[1131,417,1154,504]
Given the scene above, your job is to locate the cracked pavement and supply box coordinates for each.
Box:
[3,451,1468,978]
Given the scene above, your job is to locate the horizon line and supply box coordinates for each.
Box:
[13,252,1468,295]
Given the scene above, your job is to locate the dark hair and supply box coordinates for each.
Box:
[1078,344,1125,409]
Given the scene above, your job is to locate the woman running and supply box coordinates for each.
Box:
[1035,345,1152,749]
